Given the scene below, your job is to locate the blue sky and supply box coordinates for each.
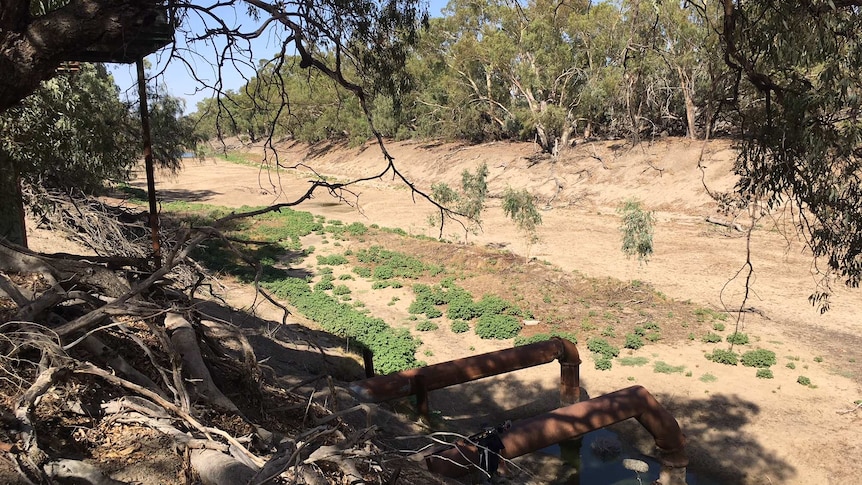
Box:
[110,0,448,114]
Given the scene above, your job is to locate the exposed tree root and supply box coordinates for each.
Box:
[0,195,447,485]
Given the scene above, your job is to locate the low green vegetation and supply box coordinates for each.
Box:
[265,277,420,374]
[756,369,774,379]
[450,320,470,334]
[416,320,439,332]
[699,373,718,383]
[624,333,645,350]
[741,349,776,368]
[726,332,750,345]
[797,376,812,386]
[355,245,442,280]
[317,254,348,265]
[587,337,620,359]
[654,361,686,374]
[618,356,650,367]
[513,330,577,347]
[707,349,739,366]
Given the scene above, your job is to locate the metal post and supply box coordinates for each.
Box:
[414,375,429,420]
[136,58,161,268]
[362,348,375,378]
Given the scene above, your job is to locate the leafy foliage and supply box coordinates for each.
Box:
[707,349,739,366]
[755,369,773,379]
[475,314,521,340]
[416,320,438,332]
[450,320,470,334]
[502,187,543,248]
[741,349,776,368]
[513,331,577,347]
[624,333,644,350]
[594,357,613,371]
[702,332,723,343]
[265,277,420,374]
[653,361,686,374]
[586,337,620,359]
[726,332,750,345]
[618,199,655,263]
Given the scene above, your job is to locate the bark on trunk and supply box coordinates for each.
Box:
[0,165,26,246]
[0,0,162,114]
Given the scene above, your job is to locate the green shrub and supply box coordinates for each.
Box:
[756,369,774,379]
[316,254,348,265]
[475,314,521,339]
[741,349,776,368]
[594,357,613,371]
[601,326,616,338]
[450,320,470,334]
[319,266,333,275]
[332,284,351,295]
[425,307,443,319]
[707,349,739,365]
[263,277,420,374]
[713,322,726,331]
[702,332,722,343]
[373,265,395,280]
[726,332,750,345]
[646,332,662,343]
[338,274,354,280]
[513,331,577,347]
[699,373,717,383]
[313,275,335,291]
[786,362,796,369]
[416,320,439,332]
[624,333,644,350]
[586,337,620,359]
[814,356,823,363]
[447,292,479,320]
[352,266,372,278]
[797,376,812,386]
[643,321,660,330]
[633,326,646,336]
[474,294,521,317]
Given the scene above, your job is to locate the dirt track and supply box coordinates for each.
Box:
[132,137,862,484]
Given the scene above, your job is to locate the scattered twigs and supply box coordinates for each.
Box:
[837,401,862,415]
[706,215,744,232]
[0,271,30,306]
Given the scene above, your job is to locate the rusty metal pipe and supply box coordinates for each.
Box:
[350,338,580,403]
[425,385,687,477]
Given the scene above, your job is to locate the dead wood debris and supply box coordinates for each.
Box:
[1,195,446,485]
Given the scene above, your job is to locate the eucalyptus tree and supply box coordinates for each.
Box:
[0,64,139,245]
[715,0,862,309]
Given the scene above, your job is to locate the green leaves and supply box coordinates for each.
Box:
[618,199,655,263]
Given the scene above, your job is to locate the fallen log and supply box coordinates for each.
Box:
[706,215,744,232]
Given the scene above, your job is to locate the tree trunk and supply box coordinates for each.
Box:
[0,166,26,246]
[678,67,698,139]
[0,0,162,114]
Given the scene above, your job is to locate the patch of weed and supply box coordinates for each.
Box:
[726,332,750,345]
[654,361,686,374]
[741,349,776,368]
[619,356,649,367]
[707,349,739,365]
